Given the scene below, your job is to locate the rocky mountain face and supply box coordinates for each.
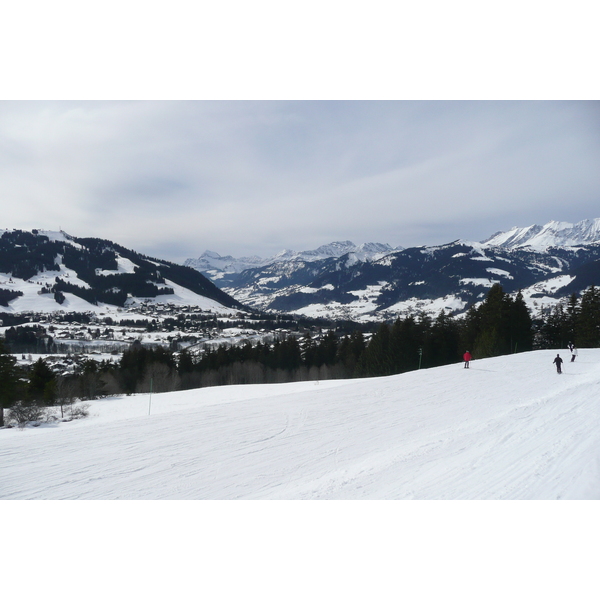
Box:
[186,219,600,322]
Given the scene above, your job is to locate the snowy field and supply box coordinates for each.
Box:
[2,349,600,500]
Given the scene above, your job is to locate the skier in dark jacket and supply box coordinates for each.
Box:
[553,354,563,374]
[463,351,472,369]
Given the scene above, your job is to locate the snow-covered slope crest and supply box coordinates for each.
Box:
[1,228,67,240]
[284,240,399,262]
[482,218,600,250]
[2,349,600,500]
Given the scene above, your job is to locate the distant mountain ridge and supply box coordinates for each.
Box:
[184,241,402,283]
[4,219,599,322]
[185,218,600,322]
[481,218,600,250]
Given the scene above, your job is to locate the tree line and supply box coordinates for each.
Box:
[2,283,600,427]
[536,286,600,349]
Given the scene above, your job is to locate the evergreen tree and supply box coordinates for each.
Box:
[301,333,318,368]
[336,335,353,369]
[427,310,460,367]
[564,293,579,345]
[336,331,365,375]
[0,339,19,427]
[538,303,567,349]
[576,285,600,347]
[460,305,482,356]
[508,290,533,353]
[119,345,150,394]
[315,331,338,367]
[178,348,194,375]
[273,336,302,370]
[349,330,366,369]
[390,315,420,372]
[473,284,511,357]
[357,322,393,376]
[28,358,56,404]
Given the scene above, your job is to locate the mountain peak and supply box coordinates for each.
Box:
[481,218,600,250]
[201,250,223,260]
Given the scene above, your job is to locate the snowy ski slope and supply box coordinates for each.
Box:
[2,349,600,499]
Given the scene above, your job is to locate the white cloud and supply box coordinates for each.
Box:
[0,101,599,261]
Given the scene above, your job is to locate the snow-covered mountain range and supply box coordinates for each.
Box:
[481,218,600,250]
[3,219,600,323]
[184,241,401,282]
[186,218,600,322]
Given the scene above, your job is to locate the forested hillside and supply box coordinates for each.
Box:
[0,229,242,309]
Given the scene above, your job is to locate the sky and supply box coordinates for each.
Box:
[1,3,599,265]
[1,100,599,263]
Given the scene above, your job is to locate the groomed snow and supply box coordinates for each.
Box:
[2,349,599,500]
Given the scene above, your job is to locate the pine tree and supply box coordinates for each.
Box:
[336,331,366,376]
[357,322,392,376]
[178,348,194,375]
[473,284,511,358]
[538,303,566,349]
[29,358,56,404]
[564,293,579,345]
[460,305,482,356]
[302,333,318,368]
[0,339,19,427]
[576,285,600,347]
[316,331,338,367]
[428,310,460,367]
[336,335,352,368]
[509,290,533,353]
[275,336,302,370]
[119,345,150,394]
[390,315,420,373]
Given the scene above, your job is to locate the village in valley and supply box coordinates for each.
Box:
[0,300,357,379]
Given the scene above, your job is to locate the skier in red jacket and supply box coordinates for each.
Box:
[463,350,472,369]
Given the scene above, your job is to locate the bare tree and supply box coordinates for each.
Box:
[56,376,78,419]
[7,401,47,428]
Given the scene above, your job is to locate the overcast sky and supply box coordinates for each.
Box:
[1,100,599,262]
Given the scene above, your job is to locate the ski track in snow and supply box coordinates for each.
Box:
[1,350,600,499]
